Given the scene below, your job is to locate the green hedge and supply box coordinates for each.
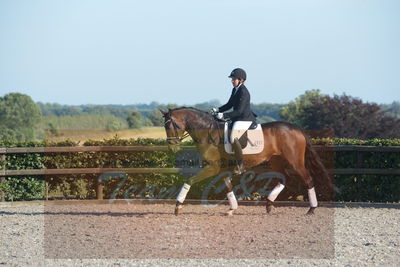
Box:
[0,137,399,202]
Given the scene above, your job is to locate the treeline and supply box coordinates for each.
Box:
[38,101,284,122]
[44,115,129,131]
[38,99,400,125]
[37,102,161,118]
[38,100,284,130]
[1,91,400,141]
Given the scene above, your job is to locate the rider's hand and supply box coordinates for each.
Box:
[216,112,224,120]
[211,107,218,115]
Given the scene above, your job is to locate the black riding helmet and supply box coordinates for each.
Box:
[228,68,247,81]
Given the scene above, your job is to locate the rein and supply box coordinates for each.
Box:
[165,118,190,143]
[165,108,223,145]
[208,119,223,146]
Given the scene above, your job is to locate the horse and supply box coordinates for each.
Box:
[161,107,333,216]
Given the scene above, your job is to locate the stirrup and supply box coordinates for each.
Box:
[233,164,245,175]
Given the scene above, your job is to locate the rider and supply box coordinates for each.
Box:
[212,68,257,175]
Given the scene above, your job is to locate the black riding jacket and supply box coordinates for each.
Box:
[218,84,257,123]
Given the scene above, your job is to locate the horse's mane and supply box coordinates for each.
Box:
[170,107,220,129]
[170,107,213,119]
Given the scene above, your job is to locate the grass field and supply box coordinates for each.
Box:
[45,127,167,144]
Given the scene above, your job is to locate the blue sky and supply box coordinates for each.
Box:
[0,0,399,105]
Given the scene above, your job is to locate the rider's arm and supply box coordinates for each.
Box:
[223,89,249,120]
[218,88,235,112]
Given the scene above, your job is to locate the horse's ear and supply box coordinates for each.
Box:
[159,109,167,115]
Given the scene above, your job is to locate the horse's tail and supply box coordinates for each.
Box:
[304,137,335,200]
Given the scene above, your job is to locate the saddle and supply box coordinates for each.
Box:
[224,121,264,155]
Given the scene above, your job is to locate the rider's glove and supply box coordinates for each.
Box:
[211,107,219,115]
[216,112,224,120]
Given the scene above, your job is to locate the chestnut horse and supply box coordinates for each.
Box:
[161,107,333,216]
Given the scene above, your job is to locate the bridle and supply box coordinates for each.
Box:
[164,116,190,144]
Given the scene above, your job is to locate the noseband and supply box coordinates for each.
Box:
[164,117,189,144]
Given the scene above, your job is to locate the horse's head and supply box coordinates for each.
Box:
[160,108,188,152]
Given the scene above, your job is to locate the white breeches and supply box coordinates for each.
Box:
[230,121,253,143]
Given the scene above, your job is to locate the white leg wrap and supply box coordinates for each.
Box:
[227,191,238,210]
[224,177,232,187]
[176,183,191,203]
[267,183,285,202]
[308,187,318,208]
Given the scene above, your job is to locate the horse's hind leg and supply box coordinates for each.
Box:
[265,157,287,213]
[296,165,318,215]
[281,143,318,215]
[288,161,318,215]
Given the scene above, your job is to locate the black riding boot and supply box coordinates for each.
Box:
[232,138,245,175]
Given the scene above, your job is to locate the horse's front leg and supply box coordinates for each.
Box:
[175,164,220,215]
[224,176,238,216]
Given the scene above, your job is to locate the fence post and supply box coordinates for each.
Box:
[45,181,49,201]
[356,150,364,168]
[0,152,6,202]
[0,177,4,202]
[355,149,364,201]
[96,176,104,200]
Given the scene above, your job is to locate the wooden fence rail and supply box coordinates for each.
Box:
[1,145,399,153]
[0,145,399,201]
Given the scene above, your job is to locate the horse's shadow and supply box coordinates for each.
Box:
[0,210,270,217]
[0,210,171,217]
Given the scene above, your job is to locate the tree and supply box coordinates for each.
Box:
[148,109,164,126]
[280,89,327,127]
[302,95,400,139]
[126,111,143,128]
[0,93,42,141]
[281,91,400,139]
[251,103,285,122]
[193,99,221,112]
[106,120,126,131]
[381,101,400,119]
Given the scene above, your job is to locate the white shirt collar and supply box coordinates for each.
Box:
[233,83,242,94]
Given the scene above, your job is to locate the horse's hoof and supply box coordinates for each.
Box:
[306,207,316,215]
[266,200,273,214]
[174,204,183,216]
[225,209,235,216]
[266,204,272,213]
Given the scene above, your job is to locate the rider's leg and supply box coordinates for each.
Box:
[230,121,253,175]
[232,137,245,175]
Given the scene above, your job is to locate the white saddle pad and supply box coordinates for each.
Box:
[224,122,264,155]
